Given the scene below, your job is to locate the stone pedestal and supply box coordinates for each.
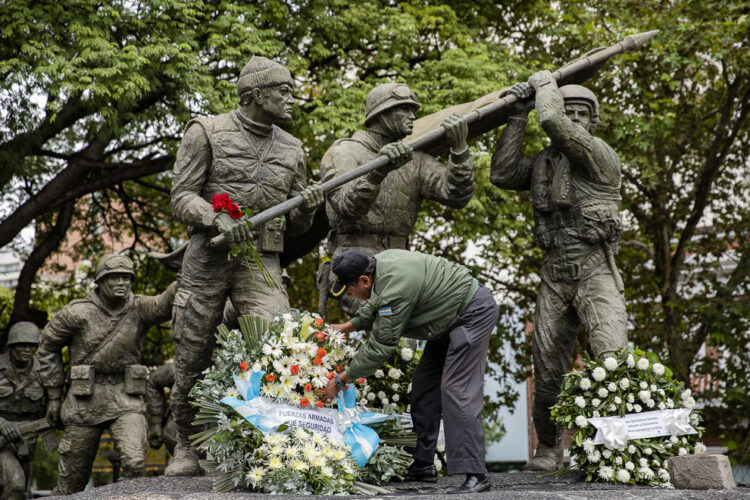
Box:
[668,453,737,490]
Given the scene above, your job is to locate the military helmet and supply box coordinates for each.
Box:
[7,321,40,346]
[95,253,135,282]
[559,84,599,118]
[364,83,420,127]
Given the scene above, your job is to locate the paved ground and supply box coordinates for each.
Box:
[50,471,749,500]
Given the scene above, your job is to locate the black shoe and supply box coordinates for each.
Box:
[448,474,490,494]
[404,463,438,483]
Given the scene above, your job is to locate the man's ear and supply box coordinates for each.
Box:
[252,87,263,106]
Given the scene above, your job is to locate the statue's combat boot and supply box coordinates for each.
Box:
[525,442,563,472]
[165,437,202,477]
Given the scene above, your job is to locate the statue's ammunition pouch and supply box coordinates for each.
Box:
[124,365,148,396]
[70,365,95,397]
[257,217,285,253]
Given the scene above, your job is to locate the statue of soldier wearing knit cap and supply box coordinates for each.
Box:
[166,56,323,476]
[491,71,627,471]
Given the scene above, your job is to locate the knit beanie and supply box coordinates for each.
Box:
[237,56,293,95]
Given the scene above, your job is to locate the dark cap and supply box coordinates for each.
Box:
[329,251,372,298]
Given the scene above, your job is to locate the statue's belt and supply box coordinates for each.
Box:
[336,233,408,250]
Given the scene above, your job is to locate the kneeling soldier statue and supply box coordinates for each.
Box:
[38,254,177,495]
[0,322,45,500]
[490,71,627,471]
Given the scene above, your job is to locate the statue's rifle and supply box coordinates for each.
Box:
[210,30,659,248]
[0,417,53,450]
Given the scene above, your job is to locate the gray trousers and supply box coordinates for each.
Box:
[410,285,498,475]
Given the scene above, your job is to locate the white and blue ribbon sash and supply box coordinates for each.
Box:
[588,408,697,450]
[219,371,392,467]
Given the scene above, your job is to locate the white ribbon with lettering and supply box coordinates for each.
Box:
[588,409,697,450]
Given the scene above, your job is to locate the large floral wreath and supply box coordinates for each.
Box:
[190,310,425,494]
[551,348,706,485]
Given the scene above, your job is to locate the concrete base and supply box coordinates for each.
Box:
[668,453,737,490]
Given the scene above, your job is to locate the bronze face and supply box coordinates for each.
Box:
[98,273,133,301]
[564,102,593,132]
[258,83,294,122]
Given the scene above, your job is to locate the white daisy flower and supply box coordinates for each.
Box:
[639,467,655,479]
[391,383,400,391]
[602,449,612,459]
[634,404,642,412]
[575,415,588,427]
[625,461,635,471]
[615,456,623,465]
[262,340,284,358]
[628,444,636,454]
[627,354,635,368]
[246,466,266,485]
[684,396,696,408]
[388,367,403,380]
[643,447,652,455]
[268,456,283,469]
[608,382,617,392]
[588,450,601,463]
[639,381,648,389]
[359,399,368,406]
[583,438,595,453]
[598,466,614,480]
[321,465,334,476]
[592,367,607,381]
[332,448,347,461]
[650,384,657,391]
[374,369,384,379]
[646,399,655,408]
[367,393,375,401]
[636,358,649,370]
[619,378,630,390]
[639,458,649,467]
[604,357,618,371]
[597,388,609,398]
[658,468,670,482]
[579,378,592,390]
[678,447,688,456]
[393,394,400,402]
[377,391,386,399]
[574,396,587,408]
[614,396,622,404]
[638,390,651,402]
[401,347,414,361]
[681,389,692,401]
[592,398,601,407]
[292,459,307,471]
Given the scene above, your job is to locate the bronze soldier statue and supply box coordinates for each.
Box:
[38,254,177,495]
[491,70,627,471]
[318,82,474,317]
[146,361,176,456]
[167,56,323,476]
[0,322,45,500]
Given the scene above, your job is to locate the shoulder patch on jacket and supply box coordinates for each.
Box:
[378,306,393,316]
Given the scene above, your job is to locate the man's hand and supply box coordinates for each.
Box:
[148,421,163,449]
[1,422,22,443]
[330,321,355,334]
[321,377,337,403]
[46,399,61,428]
[528,70,555,92]
[501,82,534,116]
[301,182,324,212]
[213,212,252,244]
[440,112,468,153]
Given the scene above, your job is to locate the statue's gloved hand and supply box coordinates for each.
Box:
[301,182,324,213]
[1,422,22,443]
[148,421,163,449]
[379,141,412,171]
[440,112,469,154]
[46,399,61,428]
[501,82,534,116]
[528,70,555,91]
[214,212,252,244]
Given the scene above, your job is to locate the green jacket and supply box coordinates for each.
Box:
[346,250,479,379]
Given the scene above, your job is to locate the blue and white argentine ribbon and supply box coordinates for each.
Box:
[587,408,697,450]
[219,371,391,467]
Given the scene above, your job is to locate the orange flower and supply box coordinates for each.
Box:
[304,383,312,392]
[335,365,343,373]
[326,371,335,379]
[300,397,310,408]
[239,362,249,372]
[290,365,299,375]
[265,374,275,382]
[317,348,327,358]
[314,317,324,328]
[316,400,324,408]
[315,332,326,342]
[313,357,322,365]
[357,378,365,384]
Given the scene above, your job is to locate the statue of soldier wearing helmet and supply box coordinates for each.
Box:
[37,254,177,495]
[0,322,45,500]
[318,82,474,317]
[491,71,627,471]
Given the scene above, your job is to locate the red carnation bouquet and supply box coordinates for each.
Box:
[211,193,277,288]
